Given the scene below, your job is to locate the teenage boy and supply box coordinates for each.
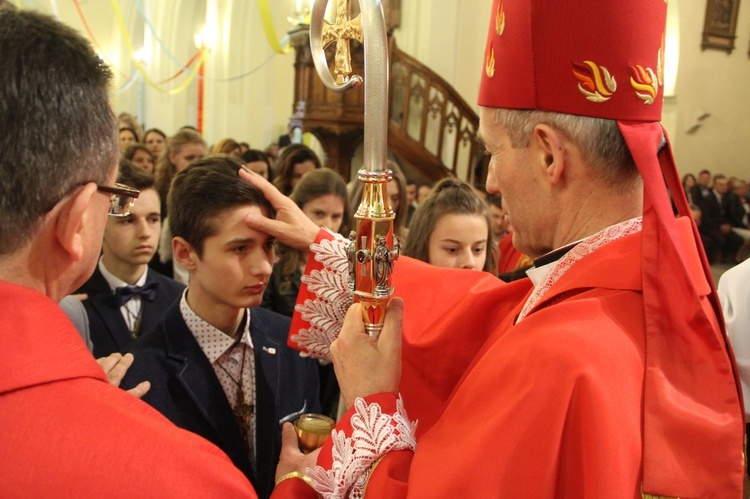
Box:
[77,160,184,358]
[122,156,320,499]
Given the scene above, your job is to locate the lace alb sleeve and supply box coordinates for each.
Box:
[306,395,417,499]
[289,230,352,360]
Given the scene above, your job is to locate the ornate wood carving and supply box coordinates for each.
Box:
[288,15,483,184]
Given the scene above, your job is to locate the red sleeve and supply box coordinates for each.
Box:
[362,450,412,498]
[305,393,416,497]
[270,395,415,499]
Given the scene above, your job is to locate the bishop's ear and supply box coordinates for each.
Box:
[172,236,198,270]
[55,183,100,262]
[532,124,566,184]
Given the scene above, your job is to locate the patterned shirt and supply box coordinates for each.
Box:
[179,289,256,466]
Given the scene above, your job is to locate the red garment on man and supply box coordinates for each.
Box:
[274,219,742,498]
[0,281,256,497]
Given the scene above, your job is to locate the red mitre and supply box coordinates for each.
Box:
[478,0,744,497]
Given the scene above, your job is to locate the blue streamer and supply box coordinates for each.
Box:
[116,71,139,94]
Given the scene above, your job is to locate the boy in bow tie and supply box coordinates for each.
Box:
[76,160,184,357]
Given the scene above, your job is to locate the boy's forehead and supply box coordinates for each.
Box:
[131,188,161,209]
[207,203,271,235]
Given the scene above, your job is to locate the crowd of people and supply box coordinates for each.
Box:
[683,170,750,263]
[109,115,533,284]
[1,0,747,497]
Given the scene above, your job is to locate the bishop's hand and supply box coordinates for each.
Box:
[331,298,403,409]
[238,167,320,252]
[97,352,150,399]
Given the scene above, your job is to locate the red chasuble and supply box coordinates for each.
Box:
[273,220,743,498]
[0,281,256,497]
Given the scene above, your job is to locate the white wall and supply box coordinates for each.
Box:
[666,0,750,180]
[27,0,297,149]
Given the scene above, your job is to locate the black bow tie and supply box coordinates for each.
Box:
[115,281,159,306]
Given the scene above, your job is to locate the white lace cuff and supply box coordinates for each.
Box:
[290,230,352,360]
[307,395,417,498]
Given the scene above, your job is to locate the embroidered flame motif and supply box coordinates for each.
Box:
[657,34,665,86]
[486,45,496,78]
[496,1,506,35]
[630,65,659,105]
[572,61,617,103]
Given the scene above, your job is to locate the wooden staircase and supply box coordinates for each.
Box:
[289,27,486,185]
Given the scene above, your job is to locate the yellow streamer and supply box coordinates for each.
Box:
[111,0,205,95]
[258,0,291,54]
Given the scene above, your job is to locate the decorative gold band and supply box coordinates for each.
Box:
[275,470,314,487]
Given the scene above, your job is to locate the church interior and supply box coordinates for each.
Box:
[16,0,750,184]
[4,2,750,496]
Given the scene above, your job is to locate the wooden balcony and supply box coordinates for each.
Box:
[289,27,486,184]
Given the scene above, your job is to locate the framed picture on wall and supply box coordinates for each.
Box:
[701,0,740,53]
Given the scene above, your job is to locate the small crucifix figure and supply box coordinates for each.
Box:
[234,384,254,448]
[322,0,364,84]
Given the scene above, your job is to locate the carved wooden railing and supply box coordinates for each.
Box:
[290,29,485,183]
[388,38,483,183]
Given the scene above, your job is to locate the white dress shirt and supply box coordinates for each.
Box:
[98,257,148,334]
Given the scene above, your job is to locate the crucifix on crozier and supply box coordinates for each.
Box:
[322,0,364,83]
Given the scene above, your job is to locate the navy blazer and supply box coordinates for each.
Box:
[121,302,320,499]
[77,267,184,358]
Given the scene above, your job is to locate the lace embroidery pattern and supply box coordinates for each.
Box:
[307,396,417,499]
[292,234,352,360]
[517,217,643,323]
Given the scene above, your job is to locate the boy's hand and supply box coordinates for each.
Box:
[275,422,321,481]
[239,168,320,251]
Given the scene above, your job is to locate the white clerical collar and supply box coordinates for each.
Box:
[98,256,148,292]
[518,217,643,323]
[179,288,254,364]
[525,260,555,288]
[524,238,586,289]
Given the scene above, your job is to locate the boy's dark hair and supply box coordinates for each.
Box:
[118,159,155,191]
[169,155,273,257]
[0,7,117,254]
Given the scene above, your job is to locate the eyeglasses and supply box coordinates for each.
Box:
[97,183,140,217]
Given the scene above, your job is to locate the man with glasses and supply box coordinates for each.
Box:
[0,5,255,496]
